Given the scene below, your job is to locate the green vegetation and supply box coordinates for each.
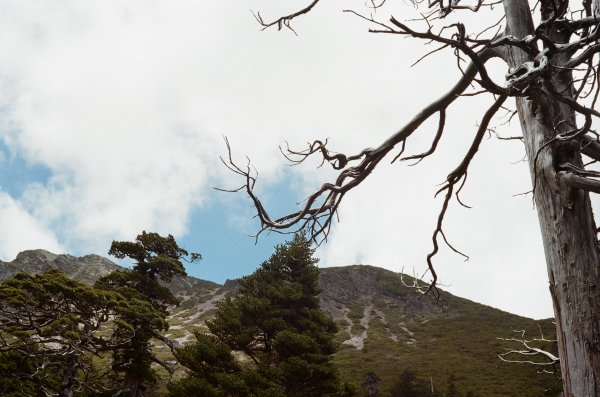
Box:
[0,240,562,396]
[170,233,355,396]
[96,231,200,396]
[0,231,199,397]
[0,269,135,395]
[388,369,434,397]
[324,266,561,397]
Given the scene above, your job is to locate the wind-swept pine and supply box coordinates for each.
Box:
[171,233,354,396]
[96,231,200,397]
[0,269,134,396]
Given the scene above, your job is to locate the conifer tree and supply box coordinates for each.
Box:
[0,269,133,396]
[445,375,460,397]
[167,332,277,397]
[96,231,200,396]
[362,372,380,397]
[171,233,354,396]
[389,369,429,397]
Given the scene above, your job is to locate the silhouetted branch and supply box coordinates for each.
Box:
[252,0,322,33]
[224,0,600,297]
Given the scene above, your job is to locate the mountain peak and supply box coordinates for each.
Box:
[15,249,59,262]
[2,249,119,285]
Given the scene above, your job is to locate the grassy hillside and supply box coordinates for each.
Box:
[319,266,560,396]
[0,252,561,396]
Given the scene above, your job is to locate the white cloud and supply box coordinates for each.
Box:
[0,0,412,250]
[0,191,63,260]
[0,0,288,252]
[0,0,559,318]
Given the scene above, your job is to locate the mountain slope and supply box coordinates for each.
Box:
[318,265,559,396]
[0,251,560,396]
[0,249,220,293]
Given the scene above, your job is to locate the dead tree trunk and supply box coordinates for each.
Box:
[231,0,600,394]
[505,1,600,395]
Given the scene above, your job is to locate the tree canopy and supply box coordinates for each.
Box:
[0,231,199,397]
[0,269,135,396]
[96,231,200,396]
[170,233,354,397]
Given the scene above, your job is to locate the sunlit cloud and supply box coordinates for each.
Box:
[0,0,557,318]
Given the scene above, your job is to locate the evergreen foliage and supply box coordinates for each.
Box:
[96,231,200,396]
[362,372,381,396]
[108,231,199,282]
[0,269,133,395]
[389,369,431,397]
[0,350,39,396]
[168,332,277,396]
[171,233,355,396]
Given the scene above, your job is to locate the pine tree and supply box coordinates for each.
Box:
[0,269,134,396]
[171,233,354,396]
[168,332,278,397]
[362,372,380,397]
[96,231,200,396]
[389,369,430,397]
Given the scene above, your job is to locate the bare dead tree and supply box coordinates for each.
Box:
[223,0,600,394]
[498,327,560,373]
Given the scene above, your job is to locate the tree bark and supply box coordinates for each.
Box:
[123,373,141,397]
[503,1,600,395]
[59,356,78,397]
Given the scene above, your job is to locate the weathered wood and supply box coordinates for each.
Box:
[559,172,600,194]
[504,1,600,395]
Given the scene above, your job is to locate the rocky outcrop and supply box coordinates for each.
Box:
[0,249,219,294]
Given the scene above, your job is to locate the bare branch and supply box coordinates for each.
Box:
[580,134,600,161]
[498,328,560,369]
[425,94,507,294]
[558,170,600,193]
[252,0,321,32]
[400,110,446,164]
[222,49,500,246]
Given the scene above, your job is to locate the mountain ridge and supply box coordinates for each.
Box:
[0,250,560,396]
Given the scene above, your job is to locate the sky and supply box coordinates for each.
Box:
[0,0,583,320]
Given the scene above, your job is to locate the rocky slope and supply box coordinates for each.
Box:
[318,265,559,396]
[0,249,121,285]
[0,249,220,296]
[0,251,560,396]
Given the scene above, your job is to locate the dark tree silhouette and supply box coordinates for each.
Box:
[362,372,380,397]
[389,369,430,397]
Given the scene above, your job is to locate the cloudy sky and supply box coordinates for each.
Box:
[0,0,577,319]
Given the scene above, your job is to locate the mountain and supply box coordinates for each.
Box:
[0,249,120,285]
[0,251,560,396]
[317,265,559,396]
[0,249,220,295]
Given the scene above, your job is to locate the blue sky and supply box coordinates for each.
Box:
[0,141,52,196]
[0,0,567,319]
[180,182,294,283]
[0,135,291,283]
